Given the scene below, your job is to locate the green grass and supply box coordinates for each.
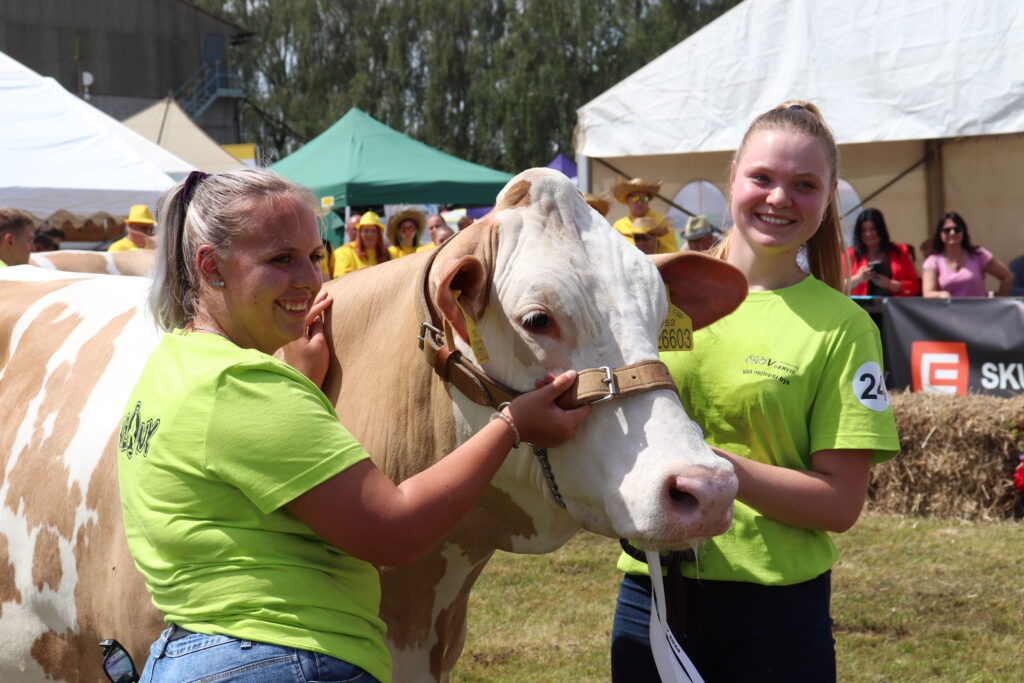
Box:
[452,512,1024,682]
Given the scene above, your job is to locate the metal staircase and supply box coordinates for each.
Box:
[175,61,244,120]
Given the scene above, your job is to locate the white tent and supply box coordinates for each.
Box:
[576,0,1024,264]
[124,97,246,173]
[0,51,194,224]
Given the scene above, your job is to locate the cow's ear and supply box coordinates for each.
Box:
[435,254,489,344]
[650,251,747,330]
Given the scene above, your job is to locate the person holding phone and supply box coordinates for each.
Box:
[846,208,919,296]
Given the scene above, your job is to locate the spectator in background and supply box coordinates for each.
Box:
[922,212,1012,297]
[457,215,475,230]
[32,229,58,252]
[343,213,362,245]
[612,177,679,253]
[433,224,454,247]
[0,207,35,266]
[44,225,65,248]
[109,205,157,251]
[1009,255,1024,296]
[626,217,659,255]
[416,214,448,252]
[682,215,718,253]
[846,208,919,296]
[387,208,425,259]
[334,211,391,276]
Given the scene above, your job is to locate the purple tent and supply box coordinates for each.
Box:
[546,153,578,182]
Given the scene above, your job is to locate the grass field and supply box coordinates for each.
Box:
[452,511,1024,682]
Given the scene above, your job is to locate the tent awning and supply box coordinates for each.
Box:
[271,108,513,207]
[576,0,1024,158]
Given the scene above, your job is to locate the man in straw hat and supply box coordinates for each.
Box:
[682,214,719,253]
[387,208,425,259]
[611,178,678,253]
[625,217,660,255]
[108,204,157,251]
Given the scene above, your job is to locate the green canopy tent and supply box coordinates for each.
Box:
[272,108,513,243]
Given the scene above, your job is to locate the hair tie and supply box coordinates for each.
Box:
[787,104,806,111]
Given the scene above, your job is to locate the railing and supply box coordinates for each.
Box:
[175,61,244,119]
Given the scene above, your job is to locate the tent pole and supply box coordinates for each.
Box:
[577,153,590,193]
[924,140,945,232]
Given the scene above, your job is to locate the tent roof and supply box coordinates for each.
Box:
[123,97,246,173]
[0,51,191,223]
[271,108,513,206]
[576,0,1024,158]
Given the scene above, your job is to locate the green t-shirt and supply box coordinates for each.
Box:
[619,276,899,585]
[118,330,391,682]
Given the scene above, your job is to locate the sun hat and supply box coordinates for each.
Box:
[386,208,425,246]
[612,177,663,205]
[126,205,155,225]
[683,215,714,240]
[583,193,611,217]
[357,211,385,230]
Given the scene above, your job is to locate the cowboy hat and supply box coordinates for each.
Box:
[683,215,714,240]
[612,177,663,205]
[386,208,425,246]
[583,193,611,217]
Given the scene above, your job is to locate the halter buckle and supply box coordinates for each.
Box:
[418,322,442,350]
[589,366,617,404]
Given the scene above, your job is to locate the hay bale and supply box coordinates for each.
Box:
[869,392,1024,520]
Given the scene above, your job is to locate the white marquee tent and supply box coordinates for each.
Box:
[124,97,246,173]
[576,0,1024,263]
[0,51,193,224]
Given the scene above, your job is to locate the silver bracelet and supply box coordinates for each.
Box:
[490,411,521,449]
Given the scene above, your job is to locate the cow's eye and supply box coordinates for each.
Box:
[521,311,551,331]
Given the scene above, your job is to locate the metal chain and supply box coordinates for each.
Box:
[531,445,566,509]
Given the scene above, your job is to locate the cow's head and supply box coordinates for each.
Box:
[429,168,745,550]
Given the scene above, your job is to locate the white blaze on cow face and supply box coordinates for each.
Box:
[445,168,738,551]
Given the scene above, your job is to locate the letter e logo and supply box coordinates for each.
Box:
[911,341,968,395]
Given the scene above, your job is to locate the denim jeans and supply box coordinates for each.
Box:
[140,627,379,683]
[611,571,836,683]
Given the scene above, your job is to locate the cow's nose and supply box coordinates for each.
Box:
[666,465,738,537]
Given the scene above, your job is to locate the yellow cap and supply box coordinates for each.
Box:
[357,211,385,230]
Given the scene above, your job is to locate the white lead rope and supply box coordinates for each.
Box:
[646,551,705,683]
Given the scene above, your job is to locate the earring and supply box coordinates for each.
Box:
[211,279,225,288]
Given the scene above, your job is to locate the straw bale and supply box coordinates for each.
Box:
[869,392,1024,520]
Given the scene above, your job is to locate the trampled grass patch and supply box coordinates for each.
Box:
[452,512,1023,681]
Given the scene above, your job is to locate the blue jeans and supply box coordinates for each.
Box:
[140,627,379,683]
[611,572,836,682]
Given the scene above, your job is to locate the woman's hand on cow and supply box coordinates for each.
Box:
[508,370,589,448]
[276,290,333,387]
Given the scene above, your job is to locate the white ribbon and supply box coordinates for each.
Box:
[646,550,704,683]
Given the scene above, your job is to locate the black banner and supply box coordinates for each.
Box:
[878,297,1024,397]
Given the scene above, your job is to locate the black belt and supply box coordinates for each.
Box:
[167,625,197,642]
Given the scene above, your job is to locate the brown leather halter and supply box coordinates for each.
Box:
[415,243,678,411]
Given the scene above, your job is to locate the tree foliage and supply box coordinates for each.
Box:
[198,0,741,171]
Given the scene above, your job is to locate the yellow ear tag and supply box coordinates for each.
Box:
[452,289,490,364]
[659,286,694,352]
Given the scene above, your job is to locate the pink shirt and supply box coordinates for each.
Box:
[923,247,993,297]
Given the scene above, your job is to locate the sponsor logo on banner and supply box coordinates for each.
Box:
[911,341,969,395]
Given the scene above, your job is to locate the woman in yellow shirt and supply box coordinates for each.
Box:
[386,209,424,259]
[333,211,391,277]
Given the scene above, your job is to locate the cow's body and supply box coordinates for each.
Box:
[29,249,155,276]
[0,169,742,681]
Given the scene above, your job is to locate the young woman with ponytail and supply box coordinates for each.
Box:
[611,102,900,682]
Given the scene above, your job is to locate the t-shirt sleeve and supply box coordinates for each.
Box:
[809,314,900,463]
[922,253,940,272]
[205,364,371,513]
[976,247,993,270]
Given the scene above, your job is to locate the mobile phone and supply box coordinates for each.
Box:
[868,261,882,273]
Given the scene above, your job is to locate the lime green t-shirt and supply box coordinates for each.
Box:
[118,330,391,682]
[619,276,899,585]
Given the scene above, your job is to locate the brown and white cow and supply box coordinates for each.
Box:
[0,169,745,681]
[29,249,155,276]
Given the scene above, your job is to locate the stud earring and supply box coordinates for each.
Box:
[211,279,225,288]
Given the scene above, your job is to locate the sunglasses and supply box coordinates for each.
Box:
[629,194,652,202]
[98,639,139,682]
[129,225,155,235]
[634,233,654,241]
[940,226,964,235]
